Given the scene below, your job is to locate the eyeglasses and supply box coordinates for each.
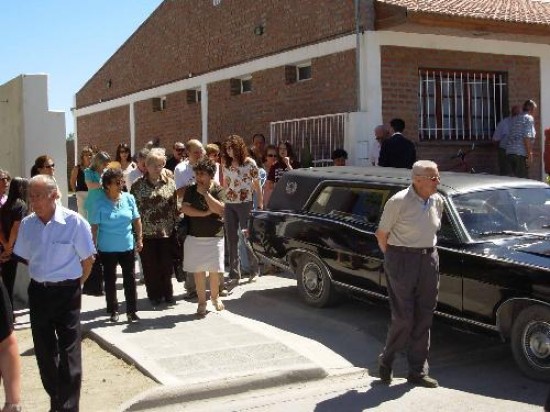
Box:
[0,177,9,182]
[266,154,277,157]
[175,148,185,152]
[416,175,440,182]
[44,164,55,169]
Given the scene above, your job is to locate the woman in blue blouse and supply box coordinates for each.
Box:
[89,168,143,323]
[84,151,110,218]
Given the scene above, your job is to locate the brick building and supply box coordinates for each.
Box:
[74,0,550,178]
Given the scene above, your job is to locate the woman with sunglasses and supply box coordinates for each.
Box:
[115,143,136,191]
[70,146,94,218]
[83,151,111,296]
[265,141,301,195]
[222,135,262,286]
[89,168,142,323]
[262,145,278,206]
[30,155,55,177]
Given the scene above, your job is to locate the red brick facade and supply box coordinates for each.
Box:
[77,106,130,156]
[76,50,357,155]
[380,46,541,177]
[76,0,356,109]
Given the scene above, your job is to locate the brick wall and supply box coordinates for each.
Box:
[134,90,201,149]
[77,106,130,157]
[208,50,357,142]
[380,46,541,177]
[77,50,357,154]
[76,0,356,108]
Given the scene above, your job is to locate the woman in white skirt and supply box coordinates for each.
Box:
[181,157,226,317]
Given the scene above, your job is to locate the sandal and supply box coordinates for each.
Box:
[197,302,207,317]
[2,403,22,412]
[211,299,225,311]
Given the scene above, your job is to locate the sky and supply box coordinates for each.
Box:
[0,0,163,135]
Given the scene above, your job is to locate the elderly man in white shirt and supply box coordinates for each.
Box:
[14,175,95,412]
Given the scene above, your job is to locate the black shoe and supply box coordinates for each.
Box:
[174,266,186,283]
[109,312,119,322]
[249,272,259,282]
[183,291,197,300]
[227,278,240,291]
[219,288,229,297]
[127,313,140,323]
[150,298,162,307]
[165,297,176,305]
[407,375,439,388]
[378,359,392,383]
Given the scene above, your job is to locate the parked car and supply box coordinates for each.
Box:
[249,166,550,381]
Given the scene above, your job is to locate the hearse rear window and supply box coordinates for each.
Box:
[308,186,392,224]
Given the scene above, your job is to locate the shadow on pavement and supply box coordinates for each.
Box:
[223,284,547,406]
[314,383,412,412]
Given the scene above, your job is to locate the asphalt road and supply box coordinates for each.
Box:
[166,272,548,411]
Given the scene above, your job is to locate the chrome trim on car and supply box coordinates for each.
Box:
[496,298,550,328]
[333,280,498,331]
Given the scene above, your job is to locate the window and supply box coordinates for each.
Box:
[297,63,312,81]
[418,69,507,141]
[152,96,166,112]
[285,62,312,84]
[309,185,391,225]
[230,76,252,95]
[186,89,201,104]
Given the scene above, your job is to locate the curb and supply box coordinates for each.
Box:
[120,366,328,411]
[83,327,163,385]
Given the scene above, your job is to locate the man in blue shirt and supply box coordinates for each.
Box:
[14,175,95,412]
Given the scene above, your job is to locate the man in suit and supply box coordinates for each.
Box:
[378,118,416,169]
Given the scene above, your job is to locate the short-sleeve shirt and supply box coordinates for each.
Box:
[506,113,536,156]
[88,192,140,252]
[84,168,101,185]
[130,175,176,239]
[13,206,96,282]
[183,183,226,237]
[378,186,444,248]
[492,116,513,150]
[174,160,196,190]
[126,168,144,190]
[223,158,259,203]
[0,199,28,240]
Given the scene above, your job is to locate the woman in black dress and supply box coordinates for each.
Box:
[0,178,29,311]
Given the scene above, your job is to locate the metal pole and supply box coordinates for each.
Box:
[355,0,361,111]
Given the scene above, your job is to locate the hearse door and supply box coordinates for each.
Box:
[319,185,391,294]
[432,207,464,316]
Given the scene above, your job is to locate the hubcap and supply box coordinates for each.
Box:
[302,262,323,299]
[523,320,550,369]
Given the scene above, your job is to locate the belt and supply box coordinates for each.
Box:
[31,278,80,287]
[387,245,435,254]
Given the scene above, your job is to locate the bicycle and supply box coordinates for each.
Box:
[447,143,476,173]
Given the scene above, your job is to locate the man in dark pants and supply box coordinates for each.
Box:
[14,175,95,412]
[375,160,444,388]
[378,118,416,169]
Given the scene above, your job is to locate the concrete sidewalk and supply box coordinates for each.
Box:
[77,274,360,411]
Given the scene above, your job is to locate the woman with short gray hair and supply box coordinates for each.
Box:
[131,148,178,306]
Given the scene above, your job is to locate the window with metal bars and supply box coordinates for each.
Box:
[418,69,508,141]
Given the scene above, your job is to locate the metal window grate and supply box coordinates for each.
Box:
[418,69,507,141]
[270,113,348,167]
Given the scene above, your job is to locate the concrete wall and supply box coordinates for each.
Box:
[0,77,24,176]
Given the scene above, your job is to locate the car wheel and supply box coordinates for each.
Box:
[297,254,335,308]
[510,305,550,382]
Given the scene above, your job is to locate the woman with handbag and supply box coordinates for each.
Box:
[181,157,226,316]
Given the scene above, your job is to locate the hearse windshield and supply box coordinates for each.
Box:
[451,187,550,240]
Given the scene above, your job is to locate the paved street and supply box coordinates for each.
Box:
[68,269,548,411]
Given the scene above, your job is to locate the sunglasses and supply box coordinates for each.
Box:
[43,164,55,169]
[175,148,185,152]
[266,154,277,157]
[416,175,440,182]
